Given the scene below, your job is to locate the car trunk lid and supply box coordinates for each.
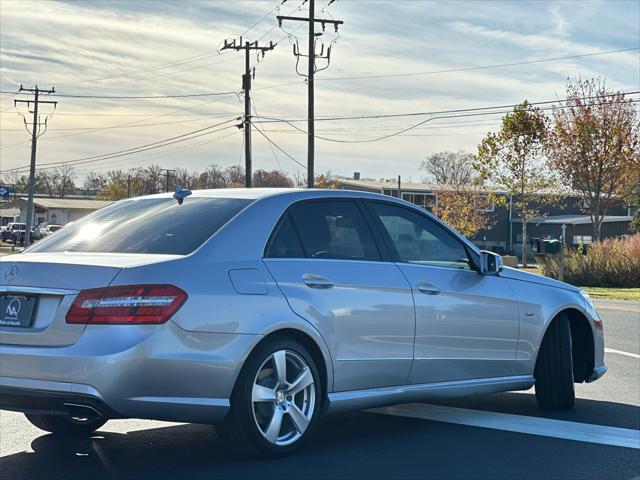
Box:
[0,252,177,346]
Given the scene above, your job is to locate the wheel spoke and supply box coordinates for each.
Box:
[273,350,287,386]
[287,404,310,434]
[252,384,276,403]
[288,367,313,395]
[264,407,284,443]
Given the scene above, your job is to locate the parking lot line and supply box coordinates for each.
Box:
[368,403,640,450]
[596,305,640,313]
[605,348,640,359]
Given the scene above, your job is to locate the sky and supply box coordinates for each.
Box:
[0,0,638,185]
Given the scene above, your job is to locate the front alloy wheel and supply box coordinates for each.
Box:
[220,337,321,457]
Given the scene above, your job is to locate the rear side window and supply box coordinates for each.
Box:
[272,201,379,261]
[28,197,252,255]
[266,215,305,258]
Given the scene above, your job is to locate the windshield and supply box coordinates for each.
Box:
[28,197,253,255]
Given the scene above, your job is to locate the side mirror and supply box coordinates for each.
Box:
[480,250,503,274]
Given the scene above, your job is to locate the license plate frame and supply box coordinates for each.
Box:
[0,294,38,328]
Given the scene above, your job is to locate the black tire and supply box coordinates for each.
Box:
[219,336,322,458]
[534,314,576,409]
[24,413,107,437]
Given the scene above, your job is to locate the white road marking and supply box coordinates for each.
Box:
[596,305,640,313]
[605,348,640,359]
[368,403,640,450]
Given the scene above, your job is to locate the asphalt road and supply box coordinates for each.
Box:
[1,299,639,480]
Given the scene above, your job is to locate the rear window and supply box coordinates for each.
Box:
[28,197,252,255]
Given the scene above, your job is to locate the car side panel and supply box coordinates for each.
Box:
[401,265,520,384]
[265,258,415,391]
[504,277,603,376]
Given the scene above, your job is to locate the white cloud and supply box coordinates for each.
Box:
[0,0,638,181]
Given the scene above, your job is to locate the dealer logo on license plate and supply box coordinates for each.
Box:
[0,294,37,328]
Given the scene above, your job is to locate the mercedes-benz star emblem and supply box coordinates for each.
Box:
[4,264,18,283]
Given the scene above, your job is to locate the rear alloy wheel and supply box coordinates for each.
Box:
[220,337,320,457]
[24,413,107,436]
[534,313,576,409]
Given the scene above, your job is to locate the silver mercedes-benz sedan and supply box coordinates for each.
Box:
[0,188,606,456]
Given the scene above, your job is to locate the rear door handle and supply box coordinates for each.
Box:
[416,281,441,295]
[303,274,335,289]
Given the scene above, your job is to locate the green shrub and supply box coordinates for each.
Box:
[541,234,640,288]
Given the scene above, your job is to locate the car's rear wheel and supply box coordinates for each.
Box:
[220,336,321,457]
[534,313,576,409]
[24,413,107,436]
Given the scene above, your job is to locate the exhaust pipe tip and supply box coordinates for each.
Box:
[63,402,103,419]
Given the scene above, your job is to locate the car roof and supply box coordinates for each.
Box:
[129,188,403,203]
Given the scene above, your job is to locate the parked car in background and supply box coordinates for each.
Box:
[31,224,64,240]
[7,223,27,245]
[1,222,25,242]
[0,189,606,457]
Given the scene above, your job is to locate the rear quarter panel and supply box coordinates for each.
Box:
[108,196,336,390]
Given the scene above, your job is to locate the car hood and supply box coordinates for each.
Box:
[499,266,581,293]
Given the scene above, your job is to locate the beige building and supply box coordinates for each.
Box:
[6,197,113,226]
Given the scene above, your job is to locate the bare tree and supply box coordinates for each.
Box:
[224,165,245,187]
[422,151,475,188]
[422,151,492,237]
[174,168,200,189]
[546,78,640,241]
[33,166,76,198]
[83,172,108,193]
[252,170,293,188]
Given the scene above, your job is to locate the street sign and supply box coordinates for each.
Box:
[0,186,11,198]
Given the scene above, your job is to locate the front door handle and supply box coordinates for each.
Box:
[416,281,441,295]
[303,274,335,289]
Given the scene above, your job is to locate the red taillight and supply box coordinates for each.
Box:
[66,284,187,325]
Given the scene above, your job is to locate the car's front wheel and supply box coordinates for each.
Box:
[220,336,321,457]
[24,413,107,436]
[534,313,576,409]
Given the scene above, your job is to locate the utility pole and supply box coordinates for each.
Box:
[278,2,344,187]
[161,169,176,193]
[221,38,275,188]
[14,85,57,247]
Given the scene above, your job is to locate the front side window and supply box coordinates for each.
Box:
[269,201,379,261]
[28,197,253,255]
[369,202,471,270]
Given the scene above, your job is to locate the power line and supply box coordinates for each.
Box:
[63,51,238,86]
[316,47,640,81]
[71,130,239,176]
[253,123,318,175]
[4,118,239,173]
[252,99,284,171]
[32,92,237,100]
[10,124,238,174]
[253,95,640,143]
[254,91,640,123]
[240,0,290,38]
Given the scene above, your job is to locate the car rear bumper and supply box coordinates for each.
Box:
[0,322,261,424]
[0,381,121,419]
